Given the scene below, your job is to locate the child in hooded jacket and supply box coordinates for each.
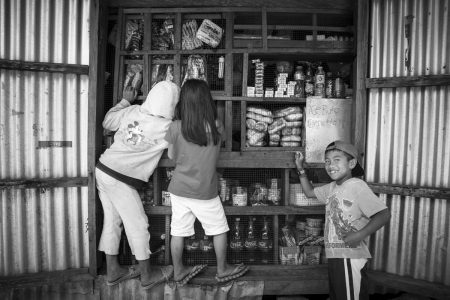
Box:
[96,81,179,289]
[164,79,249,285]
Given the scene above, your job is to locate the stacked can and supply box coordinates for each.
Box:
[254,61,265,97]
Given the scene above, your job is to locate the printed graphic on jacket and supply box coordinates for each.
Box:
[126,121,144,145]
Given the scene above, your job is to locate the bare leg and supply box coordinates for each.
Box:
[105,254,129,282]
[213,232,239,276]
[138,258,167,285]
[171,235,193,281]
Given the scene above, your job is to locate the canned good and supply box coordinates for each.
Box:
[232,186,248,206]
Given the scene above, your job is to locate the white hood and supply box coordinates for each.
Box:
[141,81,180,119]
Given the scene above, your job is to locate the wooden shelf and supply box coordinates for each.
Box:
[145,205,325,215]
[214,96,306,102]
[159,151,325,169]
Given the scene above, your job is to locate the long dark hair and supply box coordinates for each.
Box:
[174,79,220,146]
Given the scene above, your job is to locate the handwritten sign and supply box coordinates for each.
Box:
[305,97,352,163]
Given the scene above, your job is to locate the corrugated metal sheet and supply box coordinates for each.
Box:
[0,0,91,277]
[370,0,449,77]
[0,0,90,64]
[367,0,450,286]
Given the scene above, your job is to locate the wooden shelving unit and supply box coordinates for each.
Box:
[111,6,354,281]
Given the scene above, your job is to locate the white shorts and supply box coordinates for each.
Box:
[170,193,229,237]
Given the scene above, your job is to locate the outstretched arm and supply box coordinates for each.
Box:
[343,208,391,247]
[102,86,137,130]
[294,151,316,198]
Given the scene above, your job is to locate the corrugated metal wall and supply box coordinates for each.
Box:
[0,0,91,276]
[367,0,450,285]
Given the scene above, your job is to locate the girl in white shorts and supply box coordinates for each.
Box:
[164,79,249,285]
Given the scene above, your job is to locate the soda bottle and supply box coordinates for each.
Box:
[229,217,243,264]
[314,66,325,97]
[200,234,214,265]
[304,66,314,97]
[293,66,305,98]
[334,71,345,98]
[258,216,273,264]
[244,217,258,264]
[184,234,199,265]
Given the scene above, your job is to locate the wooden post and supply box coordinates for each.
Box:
[354,0,369,165]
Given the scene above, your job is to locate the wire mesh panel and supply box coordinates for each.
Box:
[181,54,225,93]
[233,12,263,48]
[123,14,144,58]
[243,102,304,150]
[150,56,174,88]
[233,54,244,96]
[150,14,175,51]
[118,215,166,266]
[219,169,284,206]
[182,13,226,50]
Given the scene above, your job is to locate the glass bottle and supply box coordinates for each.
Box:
[258,216,273,264]
[304,66,315,97]
[325,72,334,98]
[229,217,243,264]
[184,234,199,265]
[200,234,214,265]
[334,71,345,98]
[293,66,305,98]
[314,66,325,97]
[244,217,258,264]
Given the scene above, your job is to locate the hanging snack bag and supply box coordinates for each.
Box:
[182,20,203,50]
[182,55,207,84]
[196,19,223,48]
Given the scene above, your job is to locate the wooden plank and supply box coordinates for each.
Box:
[0,268,93,289]
[88,0,107,278]
[240,101,247,152]
[241,53,249,96]
[262,8,268,50]
[118,46,354,55]
[159,151,325,169]
[353,0,369,167]
[367,270,450,300]
[213,96,306,102]
[0,59,88,75]
[0,177,88,190]
[145,205,325,215]
[112,9,124,103]
[225,101,233,151]
[366,75,450,88]
[174,13,182,51]
[235,24,354,32]
[368,183,450,200]
[110,1,354,11]
[273,215,279,264]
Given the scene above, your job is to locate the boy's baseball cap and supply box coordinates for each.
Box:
[325,140,365,177]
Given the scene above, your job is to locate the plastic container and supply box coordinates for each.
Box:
[232,186,248,206]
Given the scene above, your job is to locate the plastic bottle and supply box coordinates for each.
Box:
[218,56,224,79]
[293,66,305,98]
[200,234,214,264]
[334,71,345,98]
[314,66,325,97]
[304,66,314,97]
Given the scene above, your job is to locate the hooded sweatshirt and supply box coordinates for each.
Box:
[97,81,180,188]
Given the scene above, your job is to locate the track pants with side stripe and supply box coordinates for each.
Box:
[328,258,369,300]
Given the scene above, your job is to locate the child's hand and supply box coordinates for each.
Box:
[342,231,363,248]
[294,151,305,171]
[123,86,138,103]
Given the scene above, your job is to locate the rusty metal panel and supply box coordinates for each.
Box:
[0,0,90,64]
[0,70,89,179]
[370,0,449,77]
[367,0,450,286]
[369,194,450,285]
[0,187,89,276]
